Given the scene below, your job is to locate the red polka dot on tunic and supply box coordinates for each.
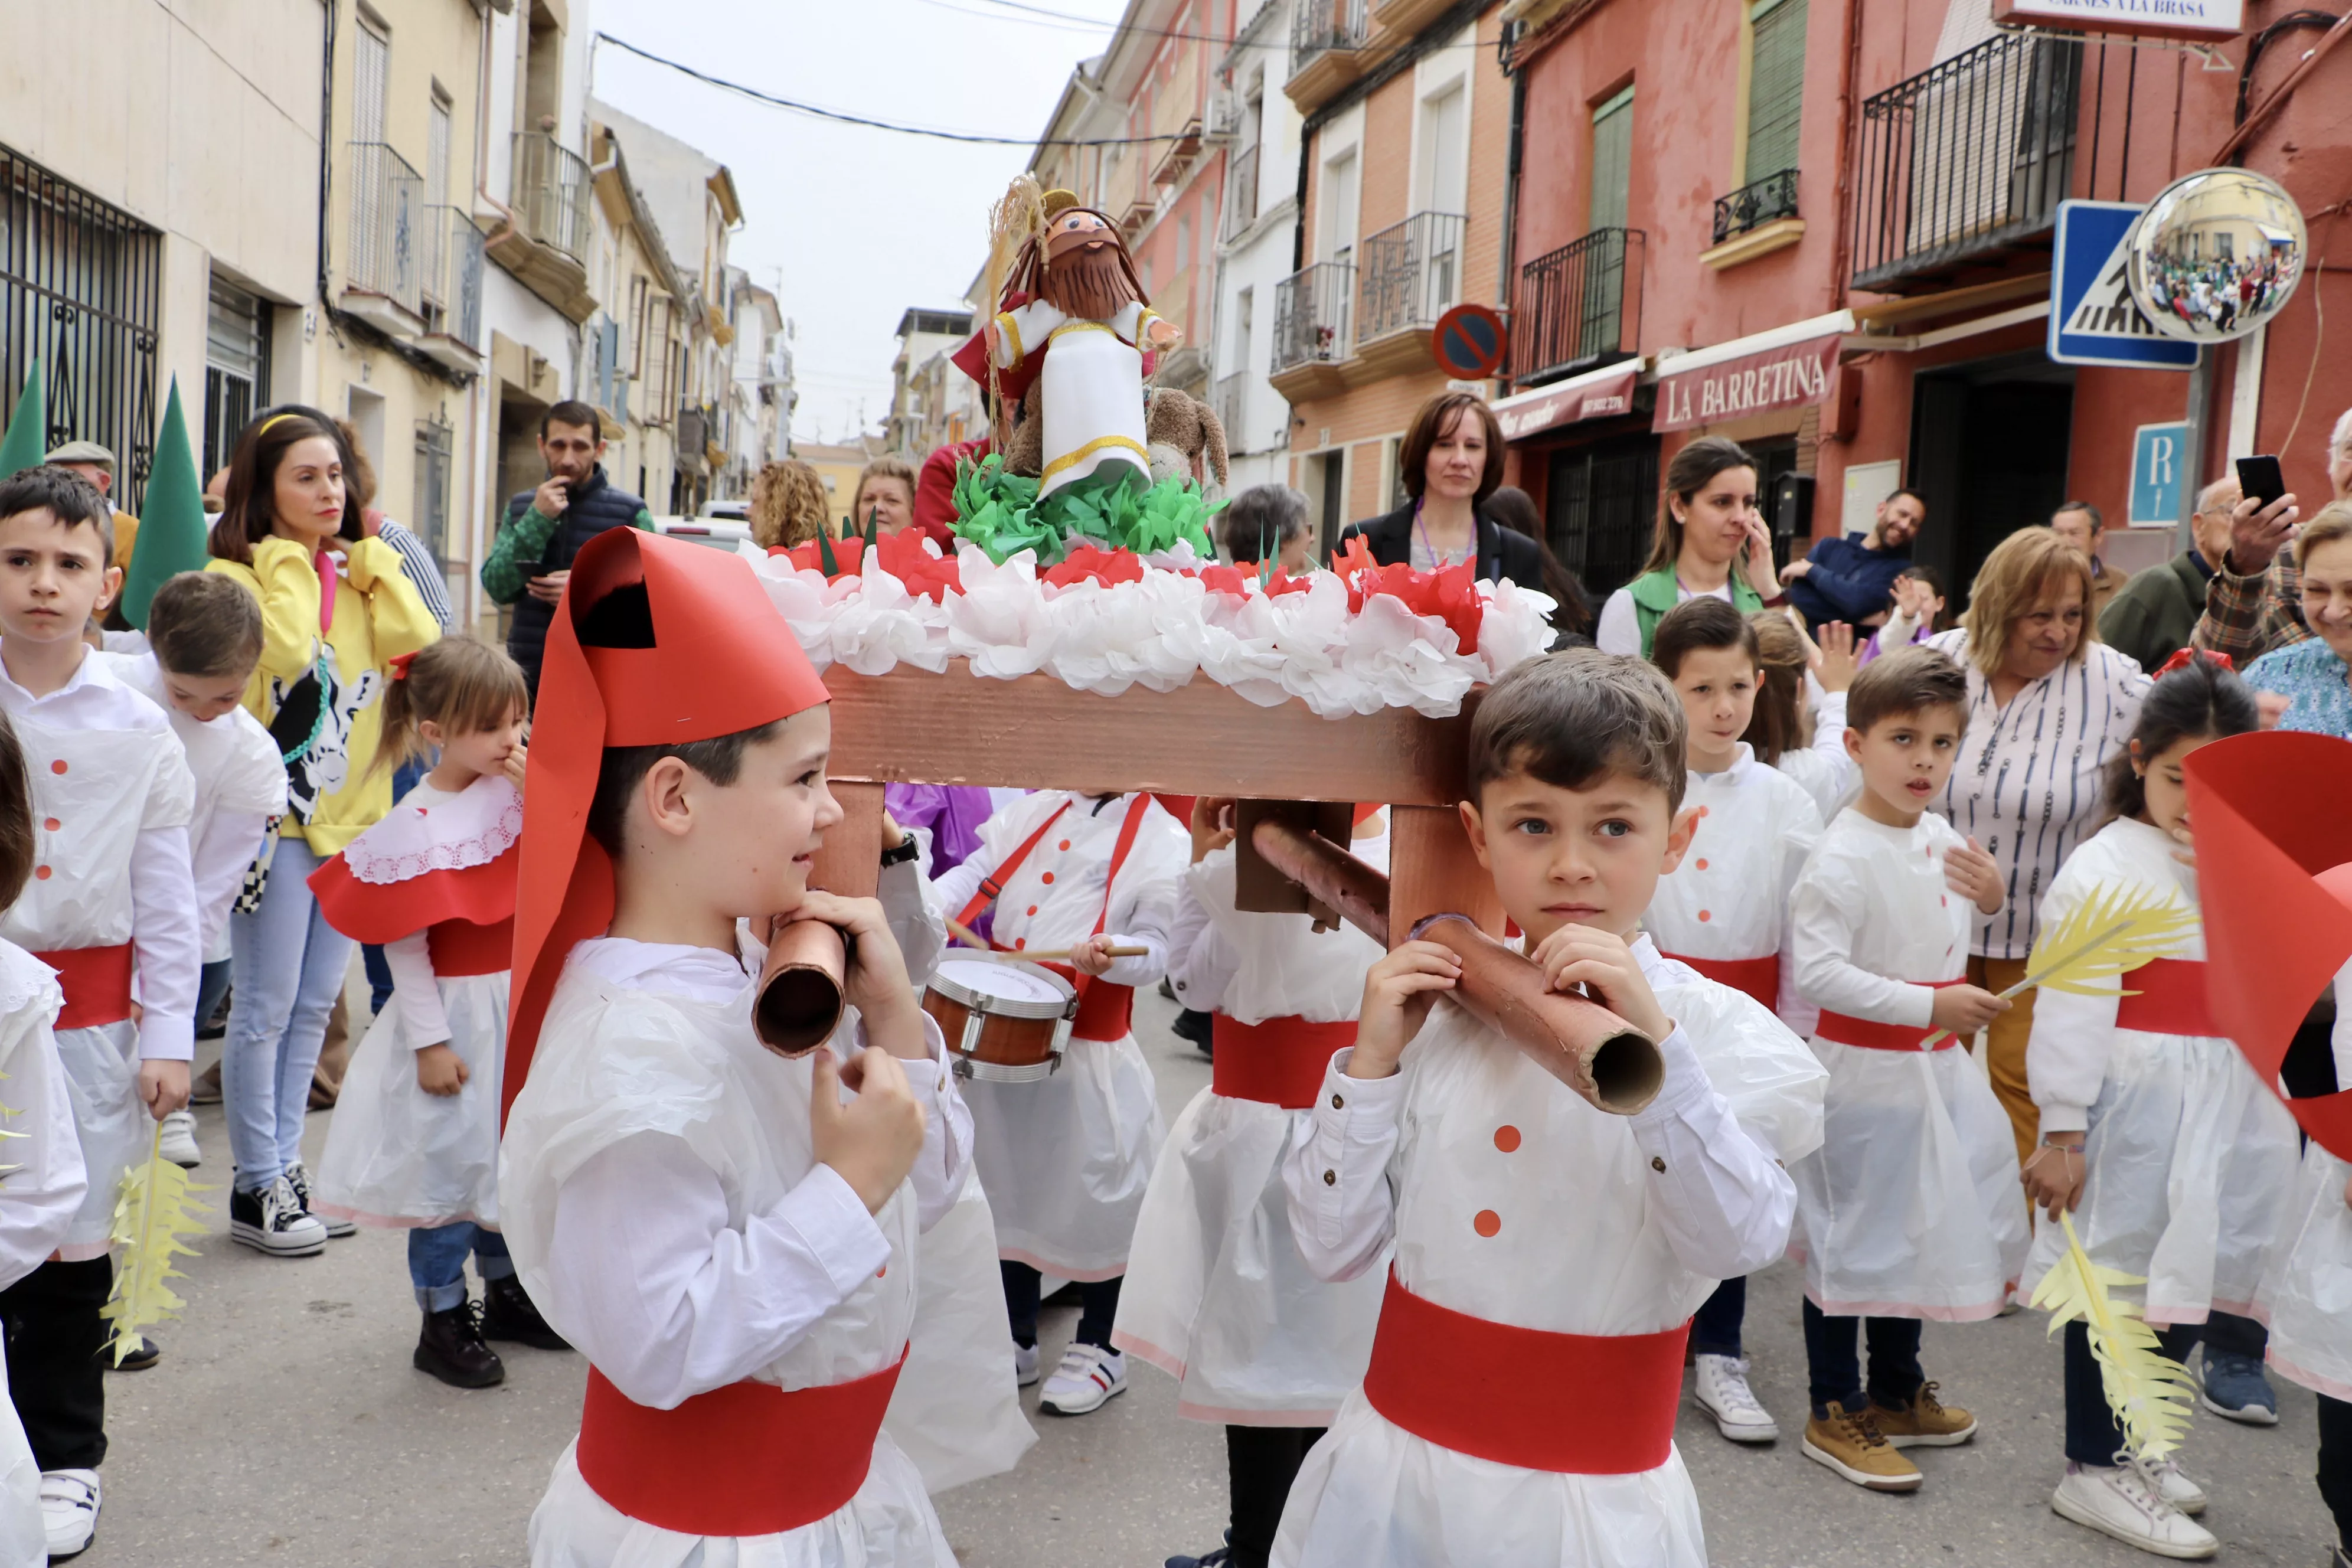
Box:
[1041,872,1055,885]
[1058,839,1072,851]
[32,867,49,881]
[1473,1210,1501,1237]
[1695,858,1708,870]
[42,818,57,832]
[1493,1126,1521,1153]
[1698,910,1711,922]
[48,760,64,775]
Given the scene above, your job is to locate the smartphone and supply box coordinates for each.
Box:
[2236,454,2286,510]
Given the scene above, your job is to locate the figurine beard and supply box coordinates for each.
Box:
[1041,240,1144,322]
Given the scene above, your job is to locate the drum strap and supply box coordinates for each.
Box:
[1072,794,1154,999]
[955,801,1074,930]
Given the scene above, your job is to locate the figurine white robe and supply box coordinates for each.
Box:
[992,299,1164,497]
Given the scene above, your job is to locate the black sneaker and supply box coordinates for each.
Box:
[282,1162,355,1239]
[1171,1007,1214,1057]
[415,1301,505,1389]
[228,1177,328,1257]
[481,1274,571,1351]
[106,1334,161,1373]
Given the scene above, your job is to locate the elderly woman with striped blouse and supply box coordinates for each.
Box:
[1923,528,2150,1175]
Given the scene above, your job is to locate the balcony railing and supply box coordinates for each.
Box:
[1851,32,2082,293]
[1357,211,1464,344]
[420,205,484,345]
[1713,168,1799,246]
[1290,0,1368,76]
[1224,143,1260,241]
[1511,227,1644,384]
[510,130,592,264]
[1272,260,1355,373]
[1214,371,1247,448]
[347,141,422,316]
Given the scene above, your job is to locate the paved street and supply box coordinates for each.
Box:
[80,979,2338,1567]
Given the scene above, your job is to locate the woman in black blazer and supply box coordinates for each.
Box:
[1337,390,1547,591]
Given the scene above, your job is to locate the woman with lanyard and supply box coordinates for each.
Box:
[207,410,437,1255]
[1596,435,1782,658]
[1335,391,1546,586]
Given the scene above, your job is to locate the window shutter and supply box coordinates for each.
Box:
[1745,0,1808,185]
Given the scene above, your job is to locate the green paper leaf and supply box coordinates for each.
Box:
[121,379,208,628]
[0,356,46,481]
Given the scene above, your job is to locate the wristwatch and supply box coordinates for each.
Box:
[878,837,921,870]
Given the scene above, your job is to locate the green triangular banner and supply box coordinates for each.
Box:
[0,357,47,479]
[122,378,208,628]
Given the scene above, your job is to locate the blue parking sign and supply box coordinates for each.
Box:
[2130,423,2189,525]
[2049,202,2200,370]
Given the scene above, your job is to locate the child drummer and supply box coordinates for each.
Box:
[932,789,1188,1416]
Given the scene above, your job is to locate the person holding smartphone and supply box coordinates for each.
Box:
[2190,426,2334,664]
[477,401,656,700]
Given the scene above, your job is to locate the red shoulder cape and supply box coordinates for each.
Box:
[309,847,520,946]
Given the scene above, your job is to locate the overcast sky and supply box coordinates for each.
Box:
[590,0,1131,446]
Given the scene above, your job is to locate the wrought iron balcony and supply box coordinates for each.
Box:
[510,130,592,264]
[1224,143,1260,242]
[345,142,423,323]
[417,206,483,369]
[1271,260,1354,374]
[1511,227,1643,384]
[1356,211,1464,345]
[1851,32,2082,293]
[1713,168,1799,246]
[1290,0,1368,77]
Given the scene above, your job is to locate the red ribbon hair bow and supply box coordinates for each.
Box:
[2152,646,2233,679]
[388,650,419,681]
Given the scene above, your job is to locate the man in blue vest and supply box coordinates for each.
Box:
[481,400,655,697]
[1781,486,1925,633]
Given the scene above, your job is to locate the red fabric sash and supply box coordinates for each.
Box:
[1360,1272,1688,1474]
[1039,967,1134,1042]
[34,943,134,1031]
[1817,979,1965,1051]
[427,917,514,979]
[1661,952,1779,1010]
[975,795,1155,1040]
[2115,957,2219,1038]
[574,1353,907,1537]
[1211,1014,1354,1109]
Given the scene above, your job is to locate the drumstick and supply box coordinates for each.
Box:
[943,915,1144,963]
[946,916,991,950]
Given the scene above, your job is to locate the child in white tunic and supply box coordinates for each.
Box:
[2024,656,2298,1553]
[1747,607,1857,822]
[0,469,198,1559]
[100,571,288,1171]
[310,638,564,1390]
[498,530,969,1568]
[1788,647,2028,1492]
[1118,798,1391,1568]
[0,717,90,1566]
[1273,649,1824,1568]
[1648,599,1825,1446]
[932,788,1185,1416]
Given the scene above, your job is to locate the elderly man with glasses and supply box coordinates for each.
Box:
[2192,409,2351,661]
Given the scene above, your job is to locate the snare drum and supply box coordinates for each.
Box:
[922,958,1081,1083]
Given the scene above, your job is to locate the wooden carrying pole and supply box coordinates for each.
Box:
[1249,819,1662,1116]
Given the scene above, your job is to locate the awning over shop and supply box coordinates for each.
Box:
[1652,310,1854,433]
[1492,361,1642,442]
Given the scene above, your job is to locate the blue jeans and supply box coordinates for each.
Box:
[1802,1297,1925,1418]
[194,957,232,1039]
[408,1223,513,1312]
[1690,1276,1746,1359]
[224,836,353,1194]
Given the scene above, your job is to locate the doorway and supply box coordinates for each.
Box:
[1907,351,2075,603]
[1545,431,1659,599]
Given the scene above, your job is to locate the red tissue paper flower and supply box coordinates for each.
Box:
[1265,569,1314,598]
[874,528,962,603]
[775,534,866,580]
[1043,543,1146,590]
[1347,559,1485,654]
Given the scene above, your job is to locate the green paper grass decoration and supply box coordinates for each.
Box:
[2031,1211,2197,1459]
[950,456,1226,564]
[100,1121,213,1367]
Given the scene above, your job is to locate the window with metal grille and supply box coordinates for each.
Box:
[1589,86,1635,234]
[0,145,162,508]
[1546,433,1659,600]
[203,276,270,479]
[412,411,453,573]
[1745,0,1807,187]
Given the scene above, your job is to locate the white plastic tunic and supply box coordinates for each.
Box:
[2022,817,2300,1321]
[1787,808,2030,1318]
[1115,831,1391,1425]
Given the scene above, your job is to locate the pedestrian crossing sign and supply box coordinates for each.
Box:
[2049,201,2200,371]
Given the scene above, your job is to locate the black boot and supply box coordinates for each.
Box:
[414,1301,505,1388]
[1171,1007,1214,1057]
[481,1273,571,1351]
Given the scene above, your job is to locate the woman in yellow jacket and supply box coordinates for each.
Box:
[207,410,437,1255]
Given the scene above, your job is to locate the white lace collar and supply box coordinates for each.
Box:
[342,773,523,885]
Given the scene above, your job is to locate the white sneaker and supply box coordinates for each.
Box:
[156,1108,200,1169]
[2052,1459,2219,1559]
[1037,1343,1126,1415]
[1013,1341,1040,1387]
[40,1468,100,1559]
[1691,1353,1779,1442]
[228,1175,328,1257]
[2144,1455,2207,1516]
[283,1161,355,1239]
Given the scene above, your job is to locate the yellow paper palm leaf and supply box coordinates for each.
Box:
[2022,882,2199,998]
[100,1121,213,1368]
[2029,1211,2198,1460]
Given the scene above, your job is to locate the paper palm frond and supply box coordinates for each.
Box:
[2021,883,2199,998]
[2030,1211,2197,1460]
[100,1121,213,1367]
